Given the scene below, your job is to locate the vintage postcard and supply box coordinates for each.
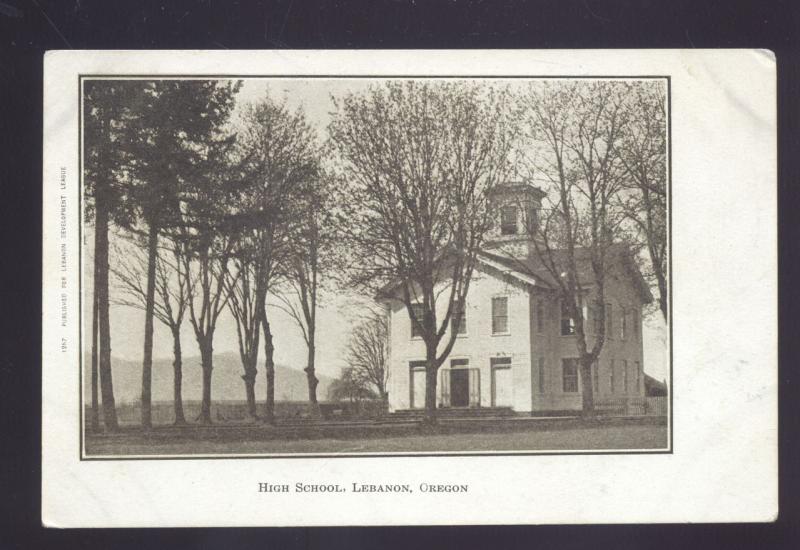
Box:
[42,50,776,526]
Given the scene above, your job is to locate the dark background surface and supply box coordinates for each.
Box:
[1,0,798,548]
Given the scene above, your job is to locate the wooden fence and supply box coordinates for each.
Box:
[595,396,668,416]
[85,400,388,426]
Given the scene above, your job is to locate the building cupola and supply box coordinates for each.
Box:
[484,182,546,258]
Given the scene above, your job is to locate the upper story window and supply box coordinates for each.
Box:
[632,309,639,341]
[591,304,602,334]
[500,205,518,235]
[491,296,509,334]
[410,303,425,339]
[605,302,614,339]
[560,300,576,336]
[524,206,539,235]
[452,299,467,335]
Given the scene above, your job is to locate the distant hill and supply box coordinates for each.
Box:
[83,351,333,404]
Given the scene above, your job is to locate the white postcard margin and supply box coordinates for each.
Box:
[42,50,777,527]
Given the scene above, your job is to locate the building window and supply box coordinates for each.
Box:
[500,205,518,235]
[524,206,539,234]
[632,309,639,341]
[562,358,579,393]
[623,359,629,392]
[634,361,641,393]
[587,304,598,334]
[592,361,599,393]
[538,357,545,394]
[620,308,627,340]
[536,299,545,333]
[605,303,613,339]
[491,296,509,334]
[452,300,467,335]
[609,359,616,394]
[410,304,425,339]
[560,300,576,336]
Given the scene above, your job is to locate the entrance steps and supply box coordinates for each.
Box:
[389,407,516,419]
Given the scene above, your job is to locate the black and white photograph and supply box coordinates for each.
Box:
[79,76,670,457]
[39,50,776,527]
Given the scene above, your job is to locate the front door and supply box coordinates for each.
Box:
[450,369,470,407]
[410,363,427,409]
[491,357,513,407]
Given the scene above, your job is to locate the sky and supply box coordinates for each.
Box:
[85,78,670,385]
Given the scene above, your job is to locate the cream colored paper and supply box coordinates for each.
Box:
[42,50,776,526]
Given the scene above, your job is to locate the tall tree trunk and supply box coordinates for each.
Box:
[90,285,100,432]
[379,390,389,416]
[198,339,214,425]
[579,357,595,417]
[261,310,275,425]
[140,222,159,429]
[304,338,320,418]
[241,355,258,420]
[423,344,439,425]
[171,327,185,425]
[95,198,118,431]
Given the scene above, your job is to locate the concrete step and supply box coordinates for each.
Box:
[390,407,516,418]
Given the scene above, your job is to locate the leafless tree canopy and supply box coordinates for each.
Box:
[329,81,517,422]
[616,83,668,320]
[495,80,666,414]
[345,309,389,403]
[224,94,322,421]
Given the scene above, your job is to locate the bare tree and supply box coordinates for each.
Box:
[617,82,668,320]
[228,95,320,423]
[224,250,263,421]
[327,367,377,403]
[506,81,635,415]
[345,308,389,405]
[112,235,193,424]
[179,139,242,425]
[329,81,515,424]
[274,181,337,418]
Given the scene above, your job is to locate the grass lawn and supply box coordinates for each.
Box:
[85,418,668,456]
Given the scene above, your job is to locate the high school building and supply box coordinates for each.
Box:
[381,183,651,415]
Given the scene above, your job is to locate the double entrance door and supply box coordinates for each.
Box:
[440,359,481,408]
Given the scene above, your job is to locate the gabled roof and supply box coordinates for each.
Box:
[480,244,653,304]
[477,250,558,288]
[474,251,553,289]
[376,243,653,304]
